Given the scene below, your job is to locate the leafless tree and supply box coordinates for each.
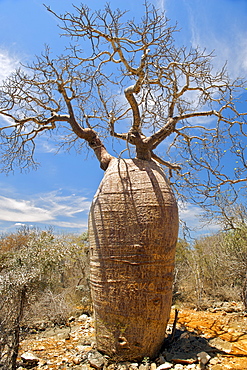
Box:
[0,2,246,206]
[0,1,247,360]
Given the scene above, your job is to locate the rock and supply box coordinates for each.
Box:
[73,356,82,365]
[197,351,211,367]
[129,363,139,370]
[209,358,220,365]
[57,329,70,340]
[209,337,232,353]
[211,365,225,370]
[78,314,89,322]
[139,364,149,370]
[156,362,173,370]
[21,351,40,365]
[88,350,106,369]
[173,365,184,370]
[117,363,129,370]
[74,365,90,370]
[107,364,117,370]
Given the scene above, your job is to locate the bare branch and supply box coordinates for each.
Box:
[0,2,246,209]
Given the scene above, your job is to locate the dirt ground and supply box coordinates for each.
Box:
[18,303,247,370]
[168,304,247,369]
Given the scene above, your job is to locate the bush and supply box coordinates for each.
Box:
[174,229,247,308]
[0,227,90,369]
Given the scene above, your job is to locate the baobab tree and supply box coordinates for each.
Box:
[0,2,246,361]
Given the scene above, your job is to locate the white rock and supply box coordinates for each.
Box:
[174,365,184,370]
[88,350,105,369]
[197,351,211,365]
[150,362,157,370]
[157,363,173,370]
[21,351,39,363]
[129,362,139,370]
[78,314,89,322]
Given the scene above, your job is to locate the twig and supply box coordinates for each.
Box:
[170,308,179,343]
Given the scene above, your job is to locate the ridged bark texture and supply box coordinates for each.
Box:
[89,158,179,361]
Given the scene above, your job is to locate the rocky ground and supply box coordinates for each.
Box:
[17,302,247,370]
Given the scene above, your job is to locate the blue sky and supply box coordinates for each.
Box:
[0,0,246,236]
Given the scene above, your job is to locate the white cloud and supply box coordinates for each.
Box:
[37,139,58,154]
[0,195,53,222]
[156,0,165,12]
[36,191,91,218]
[48,220,88,229]
[0,50,19,82]
[15,222,28,227]
[183,1,247,79]
[178,201,220,235]
[0,191,91,227]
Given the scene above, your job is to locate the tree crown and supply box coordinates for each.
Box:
[0,2,246,208]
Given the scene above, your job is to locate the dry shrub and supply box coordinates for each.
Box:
[0,227,90,368]
[174,229,247,308]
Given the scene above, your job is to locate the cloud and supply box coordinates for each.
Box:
[178,201,220,235]
[48,220,88,229]
[37,139,58,154]
[156,0,165,12]
[159,0,247,80]
[0,191,91,228]
[0,196,53,222]
[183,0,247,78]
[0,50,19,82]
[36,191,91,219]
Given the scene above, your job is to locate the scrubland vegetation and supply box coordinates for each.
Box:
[0,221,246,368]
[0,227,91,368]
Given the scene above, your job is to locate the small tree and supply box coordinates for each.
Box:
[0,1,246,360]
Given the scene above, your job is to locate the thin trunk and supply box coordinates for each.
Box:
[243,272,247,310]
[11,286,26,370]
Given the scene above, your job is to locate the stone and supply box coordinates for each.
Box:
[209,358,220,365]
[117,364,129,370]
[209,337,232,353]
[129,363,139,370]
[79,366,91,370]
[197,351,211,367]
[139,364,149,370]
[21,351,40,365]
[211,365,225,370]
[174,365,184,370]
[73,356,82,365]
[197,351,211,363]
[78,314,89,322]
[156,363,173,370]
[88,350,105,369]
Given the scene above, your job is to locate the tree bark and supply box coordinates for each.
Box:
[89,158,178,361]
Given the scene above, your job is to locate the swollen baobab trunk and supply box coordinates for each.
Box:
[89,158,178,361]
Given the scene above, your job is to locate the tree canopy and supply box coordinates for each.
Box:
[0,2,246,211]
